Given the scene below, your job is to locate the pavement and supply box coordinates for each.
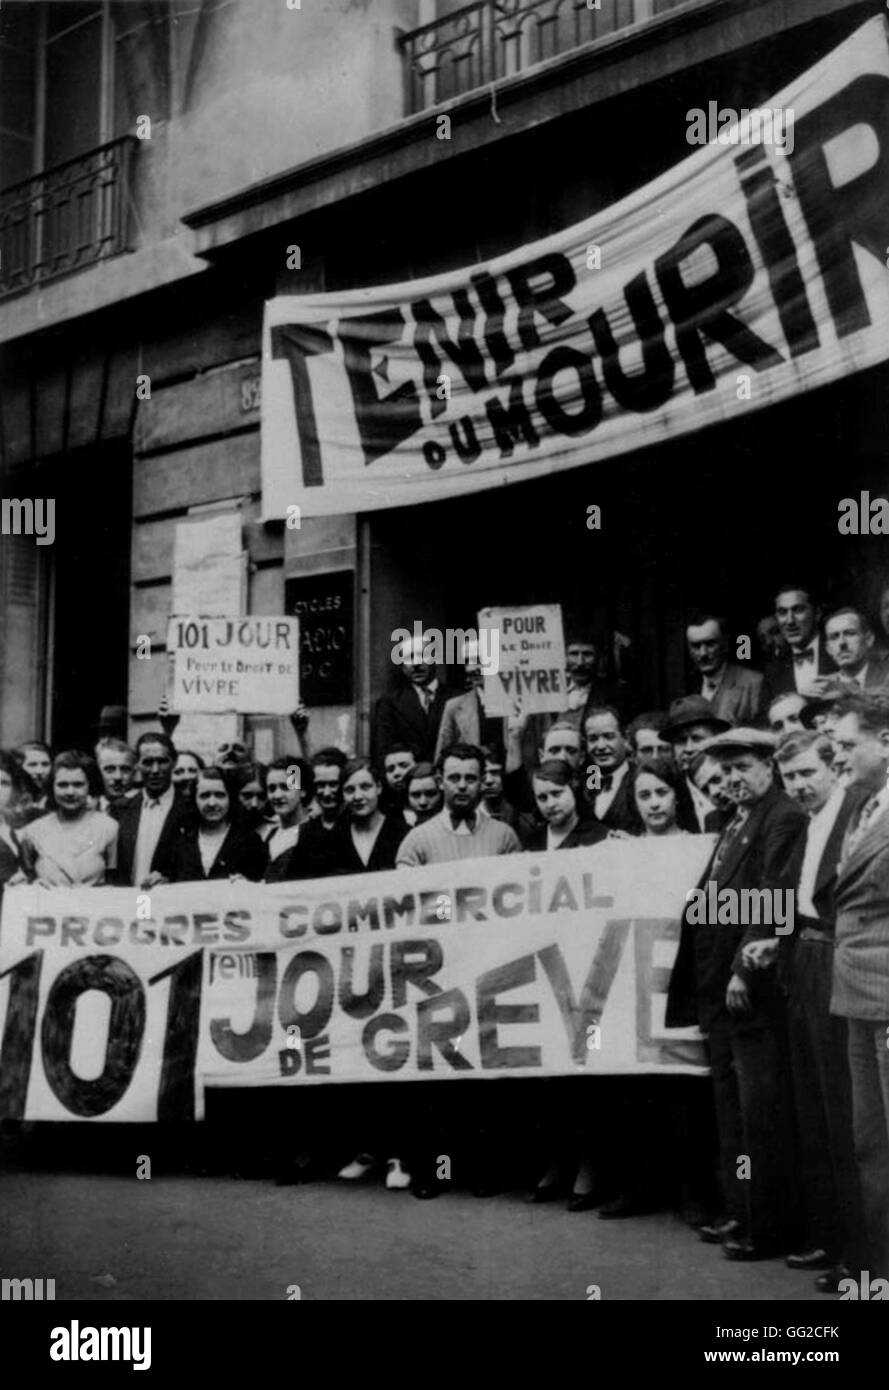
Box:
[0,1166,834,1301]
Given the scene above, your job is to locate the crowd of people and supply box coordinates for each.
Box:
[0,580,887,1291]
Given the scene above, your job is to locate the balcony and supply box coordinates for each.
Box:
[0,137,137,301]
[399,0,689,113]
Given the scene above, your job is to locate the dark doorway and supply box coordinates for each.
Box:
[47,442,132,751]
[369,359,889,716]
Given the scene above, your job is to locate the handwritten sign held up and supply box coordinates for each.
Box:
[168,615,299,715]
[479,604,566,715]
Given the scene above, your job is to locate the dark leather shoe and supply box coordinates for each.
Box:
[411,1183,440,1200]
[786,1248,832,1271]
[815,1266,851,1293]
[567,1191,603,1212]
[700,1218,743,1245]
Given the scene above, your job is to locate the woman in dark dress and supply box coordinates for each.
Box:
[522,761,613,1208]
[156,766,267,882]
[521,758,610,852]
[326,758,407,874]
[312,759,412,1190]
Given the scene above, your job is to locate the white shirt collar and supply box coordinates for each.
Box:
[143,785,174,813]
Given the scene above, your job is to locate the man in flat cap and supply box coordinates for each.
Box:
[662,695,731,832]
[666,727,806,1260]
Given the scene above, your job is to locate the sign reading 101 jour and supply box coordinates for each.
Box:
[167,615,300,714]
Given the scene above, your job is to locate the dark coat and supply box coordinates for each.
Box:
[156,820,268,882]
[775,784,868,991]
[779,784,869,927]
[759,642,837,714]
[586,764,644,836]
[665,783,805,1030]
[522,816,609,852]
[272,814,409,879]
[373,682,459,763]
[266,816,342,882]
[326,814,409,875]
[110,793,193,886]
[831,801,889,1020]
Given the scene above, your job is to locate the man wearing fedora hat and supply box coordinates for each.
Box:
[666,727,805,1260]
[662,695,732,832]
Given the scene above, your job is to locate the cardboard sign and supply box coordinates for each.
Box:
[479,604,566,715]
[167,615,300,714]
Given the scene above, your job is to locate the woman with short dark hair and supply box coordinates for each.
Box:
[18,751,118,885]
[154,766,267,882]
[263,756,314,881]
[631,756,695,836]
[327,758,408,874]
[524,759,609,851]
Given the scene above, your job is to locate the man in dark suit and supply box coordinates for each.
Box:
[685,612,763,724]
[828,691,889,1281]
[666,728,805,1259]
[583,705,642,834]
[822,606,889,691]
[435,639,538,770]
[745,730,867,1291]
[111,732,192,888]
[759,582,837,713]
[374,635,457,765]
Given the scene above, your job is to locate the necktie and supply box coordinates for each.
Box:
[601,773,614,793]
[711,808,747,875]
[793,645,815,666]
[848,794,882,852]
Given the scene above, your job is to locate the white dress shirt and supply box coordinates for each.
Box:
[791,636,821,695]
[700,665,726,703]
[133,786,175,886]
[797,785,845,918]
[593,759,629,820]
[565,679,589,712]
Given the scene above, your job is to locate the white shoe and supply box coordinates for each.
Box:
[338,1153,377,1181]
[385,1157,412,1190]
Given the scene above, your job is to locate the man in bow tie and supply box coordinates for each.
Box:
[828,690,889,1280]
[759,582,837,714]
[395,743,520,1200]
[582,706,643,834]
[396,743,520,866]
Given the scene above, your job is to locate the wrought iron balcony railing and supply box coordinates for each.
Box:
[399,0,687,114]
[0,136,137,300]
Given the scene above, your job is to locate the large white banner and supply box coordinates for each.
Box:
[0,838,713,1118]
[260,19,889,518]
